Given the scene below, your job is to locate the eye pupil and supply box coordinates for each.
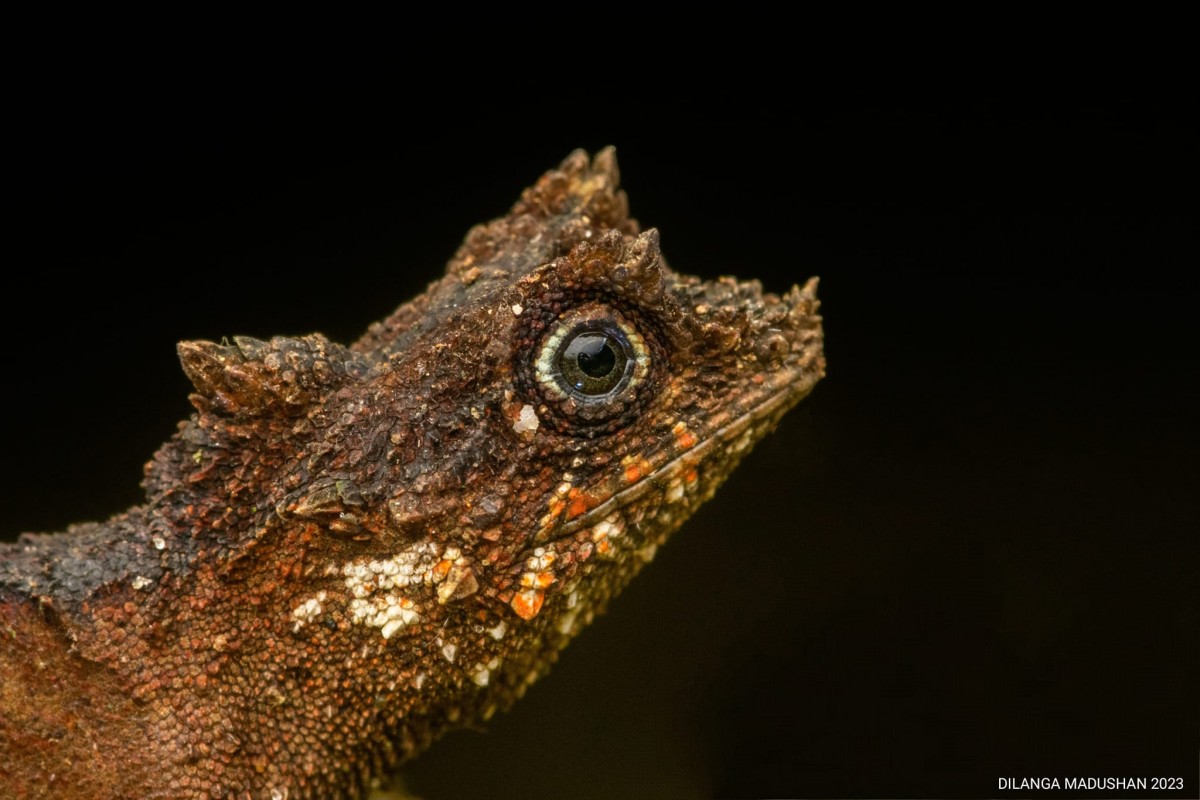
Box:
[558,329,630,397]
[573,336,617,379]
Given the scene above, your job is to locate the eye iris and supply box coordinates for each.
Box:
[559,331,628,396]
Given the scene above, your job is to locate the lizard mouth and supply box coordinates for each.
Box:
[535,356,824,544]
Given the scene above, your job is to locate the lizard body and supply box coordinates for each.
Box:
[0,149,825,799]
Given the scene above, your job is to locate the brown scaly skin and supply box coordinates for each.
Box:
[0,148,825,799]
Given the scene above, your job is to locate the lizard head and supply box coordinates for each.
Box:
[163,148,823,757]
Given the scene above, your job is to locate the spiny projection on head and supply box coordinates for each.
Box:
[0,147,825,799]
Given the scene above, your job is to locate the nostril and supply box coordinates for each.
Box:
[755,330,791,368]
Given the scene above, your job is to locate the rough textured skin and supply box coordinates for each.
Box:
[0,149,825,799]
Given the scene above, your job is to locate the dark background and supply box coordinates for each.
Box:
[4,90,1195,798]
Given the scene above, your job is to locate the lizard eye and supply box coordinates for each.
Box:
[536,309,648,403]
[520,302,657,436]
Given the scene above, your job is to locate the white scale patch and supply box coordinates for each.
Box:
[348,594,419,639]
[590,513,627,559]
[472,656,503,687]
[591,515,625,540]
[513,403,540,434]
[526,547,556,571]
[291,591,328,632]
[334,540,448,640]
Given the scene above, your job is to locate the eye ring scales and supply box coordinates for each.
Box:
[522,302,656,436]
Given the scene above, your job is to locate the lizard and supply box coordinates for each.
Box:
[0,147,825,799]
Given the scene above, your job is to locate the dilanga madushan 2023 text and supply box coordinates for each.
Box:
[998,777,1185,791]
